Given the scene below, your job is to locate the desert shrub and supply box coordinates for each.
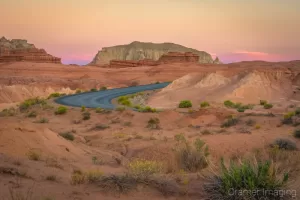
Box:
[27,111,37,118]
[81,105,86,112]
[128,159,163,177]
[19,98,46,111]
[36,118,49,123]
[201,129,212,135]
[47,92,61,99]
[91,124,110,131]
[264,103,273,109]
[133,105,141,109]
[123,121,132,126]
[245,119,255,126]
[270,138,297,150]
[178,100,192,108]
[175,138,209,172]
[59,132,74,141]
[54,106,67,115]
[95,107,104,113]
[130,81,139,86]
[100,86,107,91]
[97,174,138,193]
[260,100,268,105]
[174,133,186,142]
[134,135,143,139]
[0,107,17,117]
[155,81,160,84]
[281,112,295,125]
[116,106,126,111]
[221,116,239,128]
[236,108,245,112]
[82,111,91,120]
[139,106,157,113]
[147,117,160,129]
[27,150,41,161]
[200,101,210,108]
[46,175,57,181]
[71,170,85,185]
[121,99,132,107]
[224,100,235,108]
[295,108,300,115]
[90,88,98,92]
[75,89,82,94]
[86,170,103,183]
[294,129,300,138]
[255,124,261,129]
[205,159,289,200]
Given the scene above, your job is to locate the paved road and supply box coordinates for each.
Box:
[55,82,170,109]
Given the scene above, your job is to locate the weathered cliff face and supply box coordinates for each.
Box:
[0,37,61,63]
[158,52,199,64]
[90,41,217,65]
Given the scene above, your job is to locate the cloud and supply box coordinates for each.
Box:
[233,51,269,56]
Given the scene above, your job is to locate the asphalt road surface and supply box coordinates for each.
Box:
[55,82,170,109]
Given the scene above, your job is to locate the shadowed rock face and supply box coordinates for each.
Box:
[90,41,219,65]
[0,37,61,63]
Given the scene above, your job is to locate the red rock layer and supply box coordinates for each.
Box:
[0,47,61,63]
[109,59,158,68]
[158,52,199,64]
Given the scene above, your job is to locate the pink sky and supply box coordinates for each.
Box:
[1,0,299,65]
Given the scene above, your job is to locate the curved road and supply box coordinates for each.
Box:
[55,82,170,109]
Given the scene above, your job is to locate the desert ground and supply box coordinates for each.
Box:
[1,61,300,200]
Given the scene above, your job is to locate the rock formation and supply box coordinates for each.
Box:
[158,52,199,64]
[109,59,158,68]
[213,57,222,64]
[90,41,218,65]
[0,37,61,63]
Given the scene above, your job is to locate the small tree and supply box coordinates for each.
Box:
[179,100,192,108]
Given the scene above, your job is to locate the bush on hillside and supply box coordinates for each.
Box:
[178,100,192,108]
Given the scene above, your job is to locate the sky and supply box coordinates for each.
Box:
[0,0,299,65]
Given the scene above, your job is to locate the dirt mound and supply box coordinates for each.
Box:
[148,69,296,108]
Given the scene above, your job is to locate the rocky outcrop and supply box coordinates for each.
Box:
[0,37,61,63]
[158,52,199,64]
[90,41,217,65]
[109,59,158,68]
[213,57,222,64]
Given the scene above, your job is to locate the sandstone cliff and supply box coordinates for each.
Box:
[90,41,219,65]
[0,37,61,63]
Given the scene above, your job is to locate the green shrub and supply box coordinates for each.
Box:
[86,170,103,183]
[205,159,289,200]
[36,118,49,123]
[71,170,85,185]
[178,100,192,108]
[270,138,297,150]
[0,107,17,117]
[59,132,74,141]
[237,108,245,112]
[147,117,160,129]
[27,111,37,118]
[76,89,82,94]
[200,101,210,108]
[295,108,300,115]
[133,105,141,109]
[90,88,98,92]
[221,116,239,128]
[116,106,125,112]
[264,103,273,109]
[128,159,163,177]
[54,106,67,115]
[224,100,235,108]
[121,99,132,107]
[27,150,41,161]
[245,119,255,126]
[138,106,157,113]
[82,112,91,120]
[90,124,110,131]
[47,93,61,99]
[260,100,268,105]
[294,129,300,138]
[81,105,86,112]
[19,98,46,111]
[175,138,209,172]
[100,86,107,91]
[174,133,186,142]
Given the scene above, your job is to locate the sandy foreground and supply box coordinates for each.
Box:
[0,61,300,199]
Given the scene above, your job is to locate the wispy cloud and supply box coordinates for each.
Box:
[233,51,269,56]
